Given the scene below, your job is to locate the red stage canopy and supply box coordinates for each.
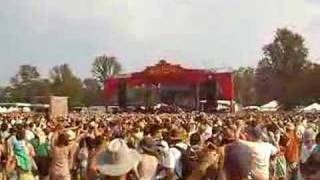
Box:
[104,60,233,100]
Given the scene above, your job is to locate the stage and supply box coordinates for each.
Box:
[104,60,233,112]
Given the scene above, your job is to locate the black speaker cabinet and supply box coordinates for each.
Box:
[201,80,218,112]
[118,79,127,109]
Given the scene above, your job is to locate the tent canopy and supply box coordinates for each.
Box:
[261,100,278,108]
[303,103,320,112]
[0,103,31,107]
[260,100,279,111]
[243,106,261,111]
[0,107,7,113]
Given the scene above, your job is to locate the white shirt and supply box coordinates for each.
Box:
[156,140,174,169]
[169,142,188,178]
[25,129,35,141]
[203,125,213,141]
[155,140,174,179]
[239,140,278,179]
[0,131,10,139]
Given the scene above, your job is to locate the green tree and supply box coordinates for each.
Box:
[233,67,256,106]
[0,87,6,102]
[11,65,40,86]
[262,28,308,76]
[50,64,84,107]
[82,78,103,106]
[255,28,308,107]
[27,79,52,103]
[254,59,274,104]
[6,65,48,102]
[296,63,320,104]
[92,55,122,87]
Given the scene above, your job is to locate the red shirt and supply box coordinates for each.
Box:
[284,131,300,163]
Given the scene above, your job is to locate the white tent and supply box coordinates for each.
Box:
[22,107,31,112]
[303,103,320,112]
[154,103,168,110]
[0,107,7,113]
[260,100,279,111]
[215,100,240,112]
[0,103,31,107]
[7,107,19,112]
[217,100,236,106]
[216,104,229,111]
[243,106,261,111]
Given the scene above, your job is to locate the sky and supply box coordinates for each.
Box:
[1,0,320,85]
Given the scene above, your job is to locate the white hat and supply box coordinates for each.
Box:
[89,121,97,128]
[96,139,141,176]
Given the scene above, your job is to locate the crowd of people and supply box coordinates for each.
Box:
[0,110,319,180]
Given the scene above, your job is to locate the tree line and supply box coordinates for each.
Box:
[234,28,320,109]
[0,55,122,107]
[0,28,319,109]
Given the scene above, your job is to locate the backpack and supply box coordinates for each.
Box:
[174,145,201,179]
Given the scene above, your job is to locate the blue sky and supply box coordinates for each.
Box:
[1,0,320,85]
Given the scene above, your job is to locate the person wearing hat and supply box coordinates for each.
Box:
[167,128,188,179]
[147,128,176,180]
[138,137,159,180]
[92,138,141,180]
